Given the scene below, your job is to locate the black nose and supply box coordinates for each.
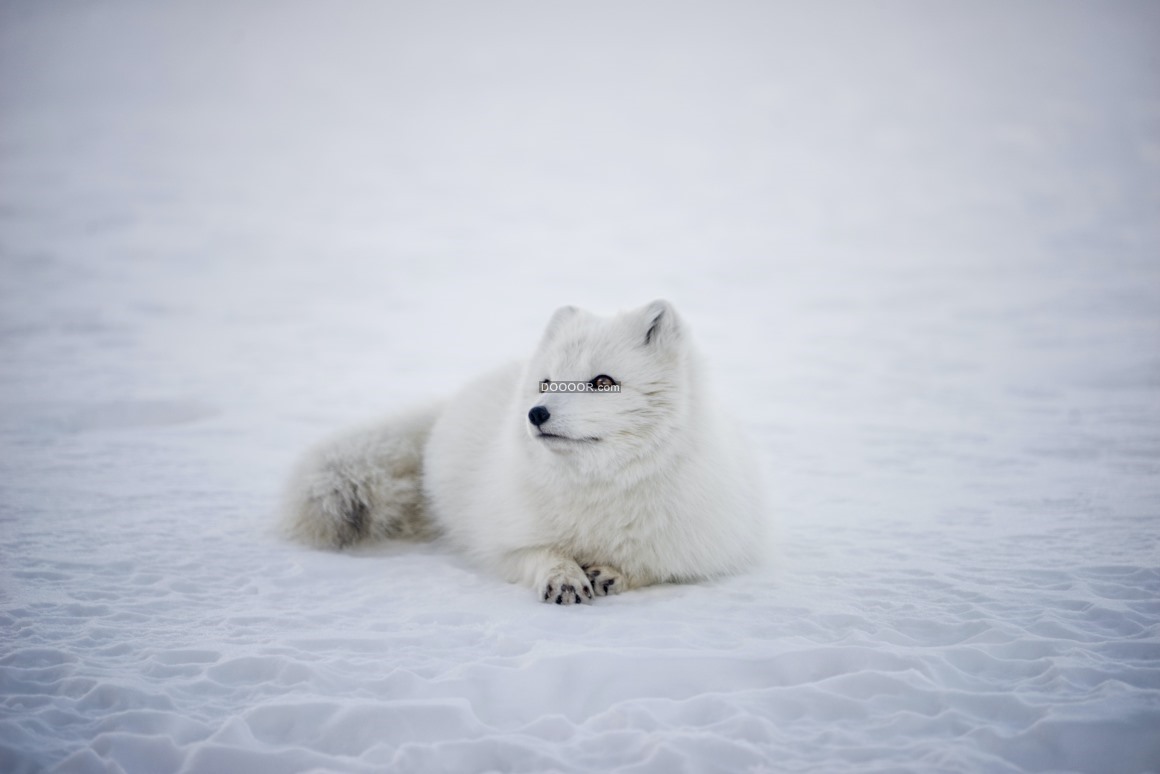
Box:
[528,405,550,427]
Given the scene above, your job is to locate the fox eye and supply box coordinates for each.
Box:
[590,374,617,390]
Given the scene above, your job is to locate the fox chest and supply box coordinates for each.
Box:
[535,491,680,568]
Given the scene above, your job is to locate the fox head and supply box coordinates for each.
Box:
[520,299,694,477]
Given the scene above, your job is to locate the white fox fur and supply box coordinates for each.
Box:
[283,300,768,604]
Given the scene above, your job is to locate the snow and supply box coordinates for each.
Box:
[2,1,1158,772]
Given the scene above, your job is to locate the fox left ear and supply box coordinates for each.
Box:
[542,304,579,341]
[641,299,681,347]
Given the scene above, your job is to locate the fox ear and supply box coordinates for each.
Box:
[641,299,680,347]
[543,304,579,340]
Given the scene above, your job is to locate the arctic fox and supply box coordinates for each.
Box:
[283,300,767,604]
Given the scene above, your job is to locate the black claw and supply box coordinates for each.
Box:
[583,586,592,599]
[555,594,563,604]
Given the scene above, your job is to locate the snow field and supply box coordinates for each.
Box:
[2,2,1159,772]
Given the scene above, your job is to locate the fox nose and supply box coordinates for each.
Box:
[528,405,550,427]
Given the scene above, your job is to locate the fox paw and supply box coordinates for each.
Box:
[540,563,593,605]
[581,564,624,597]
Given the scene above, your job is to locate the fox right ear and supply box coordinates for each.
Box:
[640,299,680,347]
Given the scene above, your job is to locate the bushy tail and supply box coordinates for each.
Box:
[282,404,442,549]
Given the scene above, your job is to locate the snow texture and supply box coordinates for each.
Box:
[2,2,1159,772]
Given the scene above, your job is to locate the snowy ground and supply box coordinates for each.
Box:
[2,2,1159,772]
